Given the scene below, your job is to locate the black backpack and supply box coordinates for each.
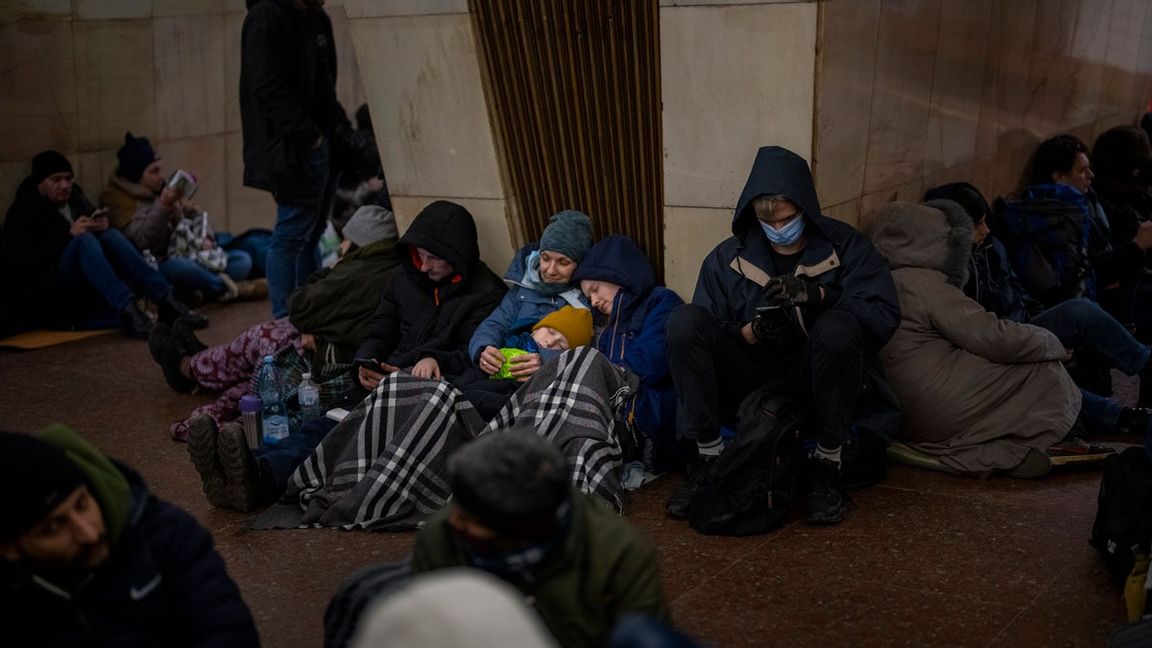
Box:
[1090,447,1152,584]
[688,388,805,536]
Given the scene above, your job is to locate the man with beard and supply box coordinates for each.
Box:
[0,426,258,647]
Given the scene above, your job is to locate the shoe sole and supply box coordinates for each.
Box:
[186,416,230,508]
[218,422,258,512]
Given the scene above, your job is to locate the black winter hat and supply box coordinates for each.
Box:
[0,432,86,542]
[924,182,990,225]
[116,132,160,183]
[30,150,72,185]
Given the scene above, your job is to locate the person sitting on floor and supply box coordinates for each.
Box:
[151,204,404,442]
[572,234,684,476]
[411,430,667,648]
[187,200,507,512]
[927,182,1152,424]
[2,150,205,339]
[0,426,258,647]
[867,200,1140,478]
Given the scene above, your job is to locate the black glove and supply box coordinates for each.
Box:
[750,306,797,347]
[764,275,822,307]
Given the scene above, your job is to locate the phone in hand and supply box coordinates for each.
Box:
[88,208,109,220]
[354,357,388,374]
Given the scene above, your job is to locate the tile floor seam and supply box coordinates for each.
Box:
[666,553,747,607]
[979,561,1074,648]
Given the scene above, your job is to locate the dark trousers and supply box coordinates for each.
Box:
[666,304,865,449]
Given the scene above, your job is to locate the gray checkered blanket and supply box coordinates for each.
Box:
[266,347,626,531]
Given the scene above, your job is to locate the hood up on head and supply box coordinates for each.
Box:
[866,200,974,287]
[733,146,823,236]
[399,200,481,280]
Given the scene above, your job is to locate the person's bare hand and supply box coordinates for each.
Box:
[411,357,442,380]
[300,333,316,352]
[159,187,181,208]
[87,210,109,231]
[740,321,758,345]
[358,365,386,391]
[1134,221,1152,250]
[478,346,505,376]
[311,136,324,150]
[69,216,95,237]
[508,353,542,381]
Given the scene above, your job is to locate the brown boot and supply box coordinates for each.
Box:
[234,278,268,301]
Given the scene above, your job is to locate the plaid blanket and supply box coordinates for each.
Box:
[267,347,626,531]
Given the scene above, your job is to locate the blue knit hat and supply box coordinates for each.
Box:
[539,210,594,262]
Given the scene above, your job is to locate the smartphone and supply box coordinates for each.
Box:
[354,357,386,373]
[88,208,109,220]
[756,305,782,313]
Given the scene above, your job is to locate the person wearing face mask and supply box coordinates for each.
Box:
[572,234,684,476]
[0,426,258,647]
[664,146,902,525]
[411,429,668,648]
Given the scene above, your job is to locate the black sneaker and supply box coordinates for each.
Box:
[120,301,154,340]
[157,293,209,329]
[665,455,714,519]
[806,457,851,525]
[187,416,229,508]
[172,315,209,354]
[148,323,196,392]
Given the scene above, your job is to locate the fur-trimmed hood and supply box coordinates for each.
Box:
[866,200,974,287]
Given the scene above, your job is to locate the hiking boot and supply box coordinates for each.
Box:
[157,292,209,329]
[171,315,208,354]
[235,278,268,300]
[665,455,713,519]
[148,323,196,393]
[120,301,154,340]
[806,457,851,525]
[187,416,229,508]
[218,421,266,512]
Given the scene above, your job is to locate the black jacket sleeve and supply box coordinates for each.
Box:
[355,272,403,362]
[243,3,319,149]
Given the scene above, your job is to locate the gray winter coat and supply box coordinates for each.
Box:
[867,200,1080,474]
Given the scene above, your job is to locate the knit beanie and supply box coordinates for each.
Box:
[923,182,989,225]
[539,210,594,262]
[0,431,87,542]
[30,150,72,185]
[533,306,593,348]
[342,205,399,246]
[116,132,160,183]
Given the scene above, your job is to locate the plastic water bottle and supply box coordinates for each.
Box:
[257,355,289,445]
[298,372,322,422]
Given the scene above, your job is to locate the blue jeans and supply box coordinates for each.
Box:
[160,250,253,298]
[254,415,337,495]
[1031,298,1151,433]
[57,229,170,316]
[268,139,333,317]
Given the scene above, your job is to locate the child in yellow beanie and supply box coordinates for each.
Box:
[491,306,593,379]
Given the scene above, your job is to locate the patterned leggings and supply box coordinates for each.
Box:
[170,318,303,441]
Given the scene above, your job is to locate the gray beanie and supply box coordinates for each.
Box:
[342,205,398,247]
[539,210,594,262]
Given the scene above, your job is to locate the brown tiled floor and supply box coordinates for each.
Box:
[0,299,1133,647]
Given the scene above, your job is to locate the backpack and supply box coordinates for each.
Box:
[688,388,805,536]
[1090,447,1152,586]
[993,185,1095,307]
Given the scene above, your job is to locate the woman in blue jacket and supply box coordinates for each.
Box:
[574,235,684,473]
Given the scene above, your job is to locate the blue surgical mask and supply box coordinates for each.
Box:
[761,216,806,246]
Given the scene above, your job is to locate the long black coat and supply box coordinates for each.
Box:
[356,201,508,378]
[240,0,341,206]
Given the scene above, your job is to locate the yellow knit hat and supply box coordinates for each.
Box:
[532,306,593,348]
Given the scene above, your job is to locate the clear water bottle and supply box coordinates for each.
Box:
[298,372,322,422]
[257,355,289,445]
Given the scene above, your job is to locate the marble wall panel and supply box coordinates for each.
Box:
[329,5,366,117]
[1061,0,1111,129]
[75,0,151,21]
[974,0,1039,161]
[0,1,70,24]
[1101,0,1147,120]
[663,205,732,299]
[76,148,117,195]
[812,0,880,207]
[860,0,942,194]
[155,0,226,17]
[153,13,227,141]
[922,0,990,175]
[343,0,467,19]
[390,195,514,272]
[661,3,817,210]
[820,198,862,228]
[74,20,156,151]
[347,14,504,200]
[223,10,243,132]
[0,21,78,161]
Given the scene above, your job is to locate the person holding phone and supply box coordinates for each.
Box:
[2,150,202,339]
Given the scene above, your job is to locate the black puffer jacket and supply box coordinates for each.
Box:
[356,201,507,378]
[240,0,341,206]
[0,442,258,647]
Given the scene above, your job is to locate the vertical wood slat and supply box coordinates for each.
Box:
[470,0,664,280]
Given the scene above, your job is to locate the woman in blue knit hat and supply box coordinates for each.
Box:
[467,209,595,383]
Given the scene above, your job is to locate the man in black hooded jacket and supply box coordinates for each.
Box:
[665,146,901,524]
[190,200,508,512]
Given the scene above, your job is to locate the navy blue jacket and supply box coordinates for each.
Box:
[965,236,1038,323]
[694,146,900,350]
[573,235,684,456]
[0,465,259,647]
